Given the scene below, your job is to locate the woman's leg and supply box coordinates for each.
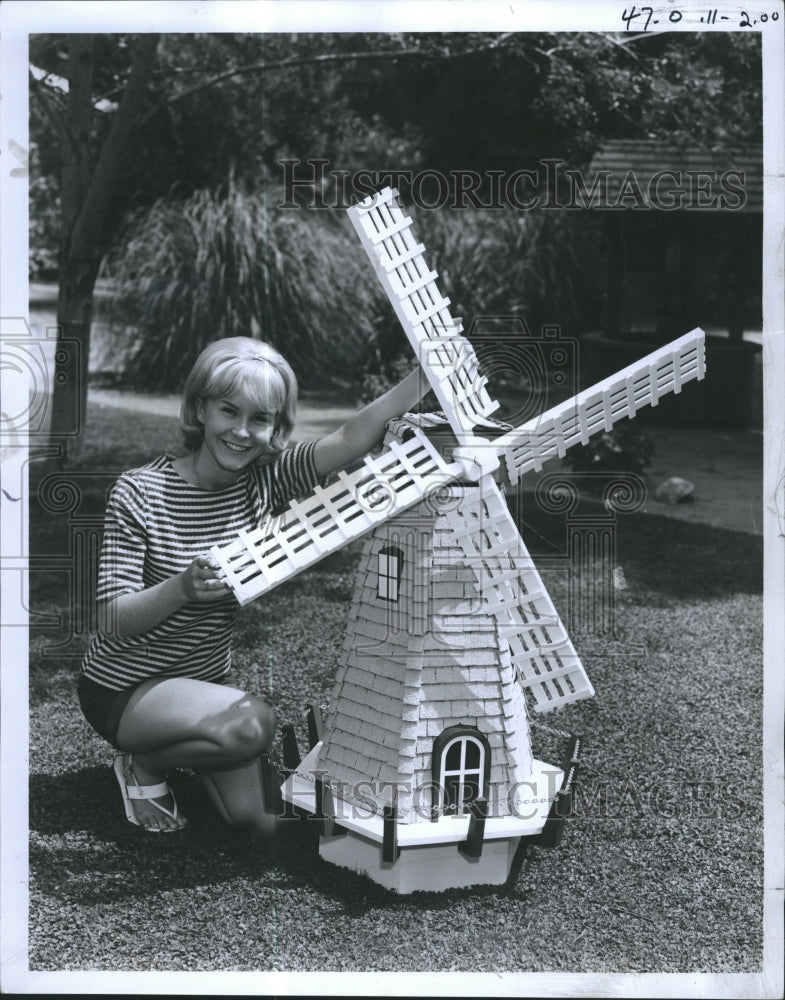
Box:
[200,762,277,840]
[114,677,277,836]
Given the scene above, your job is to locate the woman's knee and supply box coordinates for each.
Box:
[217,695,275,761]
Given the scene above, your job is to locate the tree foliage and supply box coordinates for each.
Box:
[27,29,761,457]
[30,30,762,255]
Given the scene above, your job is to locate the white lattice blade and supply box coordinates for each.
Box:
[449,475,594,712]
[210,429,463,606]
[498,328,706,483]
[347,187,500,444]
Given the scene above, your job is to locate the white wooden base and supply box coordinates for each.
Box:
[281,743,563,892]
[319,829,521,893]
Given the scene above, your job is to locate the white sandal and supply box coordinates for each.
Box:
[113,754,186,833]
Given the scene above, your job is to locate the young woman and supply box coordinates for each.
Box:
[78,337,425,835]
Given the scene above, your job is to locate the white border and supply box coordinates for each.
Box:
[760,15,785,1000]
[0,3,32,998]
[1,2,783,997]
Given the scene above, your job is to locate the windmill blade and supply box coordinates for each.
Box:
[210,428,462,606]
[448,474,594,713]
[347,187,500,445]
[496,328,706,483]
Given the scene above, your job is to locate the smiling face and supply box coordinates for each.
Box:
[194,388,279,488]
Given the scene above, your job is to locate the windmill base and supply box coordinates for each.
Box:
[281,743,571,893]
[319,829,521,894]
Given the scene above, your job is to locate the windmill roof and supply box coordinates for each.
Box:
[317,485,534,823]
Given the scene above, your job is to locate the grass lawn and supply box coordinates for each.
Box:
[25,400,764,978]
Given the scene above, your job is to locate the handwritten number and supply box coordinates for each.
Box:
[622,5,655,31]
[623,4,776,33]
[621,6,640,29]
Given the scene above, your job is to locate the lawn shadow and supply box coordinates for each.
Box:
[516,494,762,604]
[29,767,336,905]
[29,767,526,911]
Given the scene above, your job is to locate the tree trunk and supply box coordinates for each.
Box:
[49,33,159,465]
[48,257,100,462]
[48,34,94,465]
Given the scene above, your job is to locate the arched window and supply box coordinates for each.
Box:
[378,545,404,602]
[432,725,491,817]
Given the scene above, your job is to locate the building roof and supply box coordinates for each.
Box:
[586,139,762,213]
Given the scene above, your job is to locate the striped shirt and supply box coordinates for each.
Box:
[80,441,320,691]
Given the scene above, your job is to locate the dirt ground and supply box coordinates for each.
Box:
[635,424,763,536]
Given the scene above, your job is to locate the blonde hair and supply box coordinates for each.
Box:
[180,338,297,459]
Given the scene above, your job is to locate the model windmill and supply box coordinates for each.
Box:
[210,187,705,892]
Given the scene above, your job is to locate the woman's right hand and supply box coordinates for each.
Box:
[178,554,232,602]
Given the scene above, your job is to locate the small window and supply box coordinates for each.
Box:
[432,725,491,818]
[378,545,404,603]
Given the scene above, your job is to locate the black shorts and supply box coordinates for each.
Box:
[77,673,233,749]
[77,675,142,749]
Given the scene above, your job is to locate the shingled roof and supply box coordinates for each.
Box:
[587,139,762,212]
[316,485,534,825]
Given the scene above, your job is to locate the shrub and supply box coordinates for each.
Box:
[98,178,382,390]
[101,180,598,400]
